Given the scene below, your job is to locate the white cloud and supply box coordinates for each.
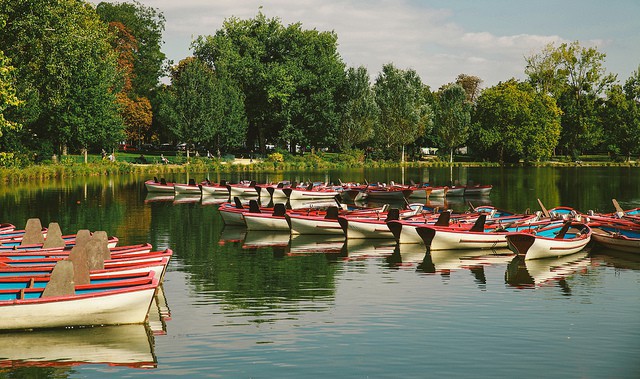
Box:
[95,0,637,89]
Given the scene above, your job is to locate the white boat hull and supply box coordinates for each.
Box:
[243,213,290,231]
[0,284,157,330]
[288,215,344,235]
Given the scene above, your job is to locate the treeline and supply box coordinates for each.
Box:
[1,0,639,167]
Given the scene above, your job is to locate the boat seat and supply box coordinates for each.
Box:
[248,200,261,213]
[272,203,287,217]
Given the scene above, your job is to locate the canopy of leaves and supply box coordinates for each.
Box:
[336,66,379,151]
[96,0,167,99]
[157,57,246,153]
[0,0,124,153]
[0,50,22,137]
[434,83,471,162]
[525,41,616,156]
[192,12,345,154]
[470,79,561,163]
[373,63,433,152]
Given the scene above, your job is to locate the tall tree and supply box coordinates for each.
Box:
[336,66,378,151]
[157,57,246,159]
[193,12,345,154]
[0,49,22,138]
[373,63,432,160]
[0,0,124,157]
[525,41,616,157]
[600,83,640,161]
[434,84,471,162]
[470,79,561,163]
[96,0,166,99]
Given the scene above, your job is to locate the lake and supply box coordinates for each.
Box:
[0,166,639,378]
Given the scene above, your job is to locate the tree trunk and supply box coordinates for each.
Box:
[450,147,454,163]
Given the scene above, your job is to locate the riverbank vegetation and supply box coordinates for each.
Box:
[1,0,639,174]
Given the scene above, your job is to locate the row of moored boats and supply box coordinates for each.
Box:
[144,177,493,200]
[0,218,172,331]
[217,195,640,260]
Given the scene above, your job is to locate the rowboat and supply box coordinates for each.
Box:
[226,180,259,197]
[199,180,231,196]
[219,198,274,226]
[243,203,289,231]
[285,185,342,200]
[338,205,424,239]
[445,186,465,197]
[144,178,174,193]
[288,206,345,235]
[590,221,640,253]
[173,179,202,195]
[0,263,159,330]
[365,186,412,200]
[505,221,591,260]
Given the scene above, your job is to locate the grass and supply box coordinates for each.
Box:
[0,152,637,183]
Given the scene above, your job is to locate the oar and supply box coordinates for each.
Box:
[537,198,551,218]
[612,198,624,213]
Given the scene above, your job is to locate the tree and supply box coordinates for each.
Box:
[373,63,432,160]
[434,84,471,162]
[600,84,640,161]
[470,79,561,163]
[96,0,167,99]
[525,41,616,157]
[336,66,378,151]
[157,57,246,159]
[0,0,124,157]
[193,12,345,154]
[0,49,22,138]
[455,74,483,104]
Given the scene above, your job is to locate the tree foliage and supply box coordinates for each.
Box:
[0,49,22,137]
[157,57,246,157]
[600,83,640,161]
[373,64,432,157]
[96,0,167,99]
[455,74,483,104]
[525,41,616,157]
[0,0,124,154]
[193,12,345,154]
[337,66,378,151]
[434,84,471,162]
[470,79,561,163]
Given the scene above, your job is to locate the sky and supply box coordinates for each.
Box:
[97,0,640,89]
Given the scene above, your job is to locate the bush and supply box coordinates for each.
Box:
[267,152,284,162]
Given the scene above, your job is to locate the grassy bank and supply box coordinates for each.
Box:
[0,152,638,183]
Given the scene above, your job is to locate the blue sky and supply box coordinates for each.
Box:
[100,0,640,89]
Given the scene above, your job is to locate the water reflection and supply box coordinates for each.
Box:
[0,324,156,369]
[591,247,640,270]
[505,251,591,290]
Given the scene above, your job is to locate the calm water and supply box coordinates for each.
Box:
[0,166,639,378]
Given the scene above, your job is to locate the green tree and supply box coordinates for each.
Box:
[525,41,616,157]
[470,79,561,163]
[336,66,378,151]
[0,0,124,157]
[193,12,345,154]
[434,84,471,163]
[373,63,432,160]
[157,57,246,159]
[600,83,640,161]
[96,0,166,99]
[0,50,22,138]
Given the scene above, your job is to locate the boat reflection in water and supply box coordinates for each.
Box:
[201,194,230,206]
[505,250,591,290]
[591,247,640,271]
[144,193,175,203]
[0,323,157,369]
[243,231,290,249]
[289,235,345,256]
[173,194,201,205]
[342,239,397,260]
[148,285,171,336]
